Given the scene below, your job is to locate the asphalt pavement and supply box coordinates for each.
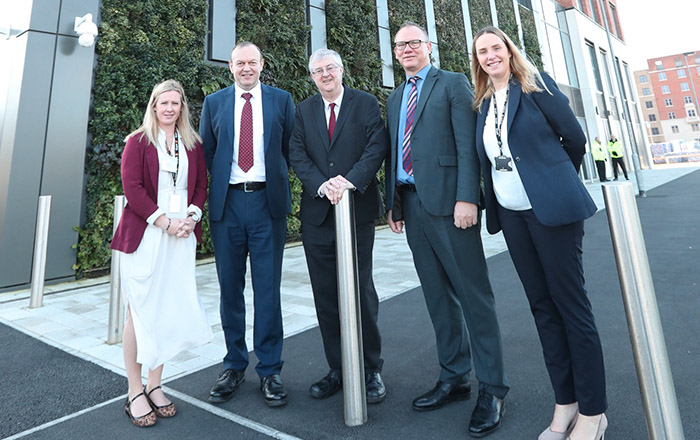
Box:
[2,169,699,439]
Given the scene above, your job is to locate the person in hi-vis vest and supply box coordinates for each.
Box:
[591,137,608,182]
[607,135,628,180]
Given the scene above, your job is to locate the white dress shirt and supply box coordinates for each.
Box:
[483,87,532,211]
[230,83,266,184]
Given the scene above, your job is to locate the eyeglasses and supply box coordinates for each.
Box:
[394,40,428,51]
[311,64,340,77]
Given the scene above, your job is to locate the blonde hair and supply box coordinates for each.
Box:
[126,79,201,150]
[471,26,550,111]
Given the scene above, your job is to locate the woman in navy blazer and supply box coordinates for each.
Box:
[111,80,211,427]
[472,27,607,440]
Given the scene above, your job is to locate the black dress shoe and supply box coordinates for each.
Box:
[412,380,471,411]
[261,374,288,407]
[468,389,504,438]
[209,369,245,403]
[309,370,342,399]
[365,371,386,404]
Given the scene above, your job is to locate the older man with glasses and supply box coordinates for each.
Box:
[289,48,389,404]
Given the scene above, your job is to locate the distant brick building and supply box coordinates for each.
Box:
[634,52,700,144]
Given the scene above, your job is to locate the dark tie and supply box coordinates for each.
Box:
[238,92,254,172]
[402,77,418,175]
[328,102,336,142]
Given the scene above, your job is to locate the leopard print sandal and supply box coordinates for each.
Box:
[125,392,157,427]
[144,385,177,418]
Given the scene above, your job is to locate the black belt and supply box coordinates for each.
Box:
[230,181,266,192]
[398,183,417,192]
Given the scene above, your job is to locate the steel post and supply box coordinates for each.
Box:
[107,195,126,344]
[603,182,684,439]
[29,195,52,308]
[334,191,367,426]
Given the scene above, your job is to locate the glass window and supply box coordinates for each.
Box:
[681,83,690,91]
[662,85,670,94]
[671,125,679,133]
[642,88,651,96]
[609,3,622,35]
[587,42,604,92]
[648,114,656,121]
[674,58,683,67]
[599,50,615,97]
[655,60,663,70]
[639,74,648,83]
[659,72,667,80]
[668,112,676,119]
[689,109,698,117]
[651,127,660,135]
[692,123,699,131]
[685,96,693,104]
[645,101,654,108]
[665,98,673,107]
[587,0,600,22]
[678,70,687,78]
[697,67,700,75]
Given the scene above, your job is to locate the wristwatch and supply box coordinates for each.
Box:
[188,212,201,222]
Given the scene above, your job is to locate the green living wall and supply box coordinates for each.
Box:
[76,0,544,275]
[434,0,471,79]
[495,0,521,49]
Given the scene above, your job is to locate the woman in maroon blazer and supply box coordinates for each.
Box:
[111,79,211,427]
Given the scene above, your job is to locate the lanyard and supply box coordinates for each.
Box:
[493,87,510,156]
[169,129,180,187]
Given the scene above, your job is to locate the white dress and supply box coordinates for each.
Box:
[120,133,212,370]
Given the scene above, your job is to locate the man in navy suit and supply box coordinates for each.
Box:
[289,49,388,403]
[199,42,295,407]
[385,22,508,437]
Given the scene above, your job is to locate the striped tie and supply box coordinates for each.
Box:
[402,76,418,175]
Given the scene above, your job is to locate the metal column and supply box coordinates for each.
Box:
[107,195,126,344]
[603,182,684,439]
[334,191,367,426]
[29,195,52,308]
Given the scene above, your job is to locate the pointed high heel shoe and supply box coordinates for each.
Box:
[567,414,607,440]
[539,413,578,440]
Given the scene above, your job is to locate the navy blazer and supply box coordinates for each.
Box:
[289,86,388,226]
[199,83,295,222]
[475,72,596,234]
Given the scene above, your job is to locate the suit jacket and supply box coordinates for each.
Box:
[289,86,388,226]
[110,134,208,253]
[199,83,295,221]
[475,72,596,234]
[385,66,481,217]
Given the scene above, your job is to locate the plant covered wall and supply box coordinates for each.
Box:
[495,0,521,48]
[76,0,545,275]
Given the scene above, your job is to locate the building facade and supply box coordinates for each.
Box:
[0,0,640,290]
[634,52,700,144]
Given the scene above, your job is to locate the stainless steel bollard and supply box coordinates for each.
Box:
[107,195,127,344]
[334,191,367,426]
[29,195,52,308]
[603,182,684,439]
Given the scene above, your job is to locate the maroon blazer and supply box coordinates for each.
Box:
[110,133,208,254]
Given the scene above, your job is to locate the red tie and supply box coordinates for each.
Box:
[328,102,336,142]
[238,92,254,172]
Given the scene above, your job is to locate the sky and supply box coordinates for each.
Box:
[616,0,698,71]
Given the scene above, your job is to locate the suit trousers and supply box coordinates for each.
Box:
[594,160,607,182]
[497,205,607,415]
[611,157,628,179]
[210,187,286,378]
[301,210,383,373]
[401,190,509,398]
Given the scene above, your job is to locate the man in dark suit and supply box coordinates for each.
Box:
[385,22,509,437]
[289,48,388,403]
[199,41,294,407]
